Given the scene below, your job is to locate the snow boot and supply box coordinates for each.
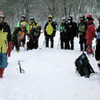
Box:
[98,64,100,70]
[0,68,5,78]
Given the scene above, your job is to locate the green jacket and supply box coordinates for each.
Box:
[78,21,87,35]
[58,23,67,33]
[17,21,28,31]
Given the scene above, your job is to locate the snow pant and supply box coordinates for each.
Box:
[87,39,93,54]
[60,35,67,49]
[67,37,74,50]
[0,53,8,68]
[20,34,26,47]
[0,68,5,78]
[45,36,54,48]
[79,35,87,51]
[0,53,8,78]
[13,38,20,51]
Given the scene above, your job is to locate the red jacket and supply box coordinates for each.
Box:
[85,20,96,40]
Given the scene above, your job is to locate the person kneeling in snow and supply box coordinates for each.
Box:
[27,26,41,50]
[0,12,12,78]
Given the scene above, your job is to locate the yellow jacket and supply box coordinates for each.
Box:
[46,21,53,35]
[0,29,8,53]
[28,22,38,34]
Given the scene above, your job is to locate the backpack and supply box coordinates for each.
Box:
[75,52,95,78]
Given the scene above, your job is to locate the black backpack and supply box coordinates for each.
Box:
[75,52,95,78]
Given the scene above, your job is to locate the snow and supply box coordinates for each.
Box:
[0,31,100,100]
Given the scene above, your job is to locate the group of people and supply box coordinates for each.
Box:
[0,10,100,78]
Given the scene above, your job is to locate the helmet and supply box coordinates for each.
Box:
[21,21,27,27]
[48,15,53,18]
[30,17,34,20]
[21,14,26,18]
[0,11,5,18]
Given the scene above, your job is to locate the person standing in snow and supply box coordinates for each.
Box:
[58,17,67,49]
[95,16,100,69]
[0,11,12,78]
[66,16,78,50]
[85,14,96,55]
[12,21,27,52]
[44,15,56,48]
[78,15,87,51]
[17,14,28,47]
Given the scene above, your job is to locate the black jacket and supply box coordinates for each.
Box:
[95,25,100,61]
[66,22,78,37]
[0,22,11,42]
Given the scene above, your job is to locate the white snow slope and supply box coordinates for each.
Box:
[0,31,100,100]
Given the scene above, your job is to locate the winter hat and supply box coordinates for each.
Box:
[0,11,5,18]
[80,14,85,19]
[68,16,73,20]
[21,14,26,19]
[30,17,34,21]
[61,17,66,21]
[86,14,93,20]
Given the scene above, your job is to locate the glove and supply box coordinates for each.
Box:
[7,41,13,57]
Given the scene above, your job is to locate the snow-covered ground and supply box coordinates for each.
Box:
[0,31,100,100]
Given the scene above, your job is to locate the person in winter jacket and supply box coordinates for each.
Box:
[66,16,78,50]
[58,17,67,49]
[17,14,28,47]
[44,15,56,48]
[95,16,100,69]
[85,14,96,55]
[0,12,12,78]
[12,21,27,52]
[27,26,41,50]
[28,17,38,35]
[78,15,87,51]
